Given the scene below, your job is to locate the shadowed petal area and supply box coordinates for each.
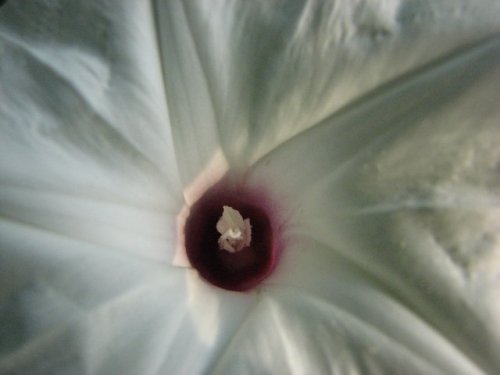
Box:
[0,219,169,357]
[249,36,500,373]
[0,2,206,373]
[0,0,182,203]
[209,287,483,375]
[0,220,254,375]
[155,0,500,168]
[0,1,183,257]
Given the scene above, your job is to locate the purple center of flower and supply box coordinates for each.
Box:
[184,181,281,291]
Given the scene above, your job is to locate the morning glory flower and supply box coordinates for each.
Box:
[1,0,500,374]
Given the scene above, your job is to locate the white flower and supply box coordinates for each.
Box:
[1,1,500,374]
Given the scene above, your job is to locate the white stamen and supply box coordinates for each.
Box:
[216,206,252,252]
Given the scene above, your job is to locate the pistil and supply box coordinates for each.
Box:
[216,206,252,252]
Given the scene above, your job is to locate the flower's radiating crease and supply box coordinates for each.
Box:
[0,0,183,204]
[282,279,483,374]
[0,185,176,263]
[158,0,500,168]
[203,295,262,375]
[250,34,500,194]
[154,0,223,187]
[0,275,181,374]
[247,34,500,374]
[206,289,480,375]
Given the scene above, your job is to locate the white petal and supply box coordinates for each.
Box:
[210,287,484,374]
[0,0,182,204]
[0,186,175,262]
[249,36,500,206]
[0,223,243,374]
[0,274,182,375]
[0,219,255,374]
[154,0,500,166]
[0,2,192,372]
[0,1,183,265]
[0,219,170,366]
[155,0,226,188]
[250,36,500,373]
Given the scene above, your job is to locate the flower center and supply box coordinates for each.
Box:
[216,206,252,252]
[183,180,283,291]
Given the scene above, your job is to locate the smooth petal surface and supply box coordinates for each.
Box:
[0,223,166,350]
[0,0,182,203]
[249,36,500,373]
[155,0,500,169]
[155,0,226,189]
[0,0,182,260]
[210,284,482,375]
[0,1,195,373]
